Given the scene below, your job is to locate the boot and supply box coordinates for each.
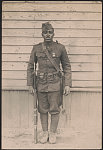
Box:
[49,132,56,144]
[39,131,48,144]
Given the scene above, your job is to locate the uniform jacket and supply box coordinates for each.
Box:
[27,41,72,92]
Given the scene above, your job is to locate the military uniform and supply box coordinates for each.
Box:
[27,22,72,143]
[27,41,71,90]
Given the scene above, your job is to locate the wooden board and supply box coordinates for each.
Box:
[2,1,102,3]
[71,92,102,126]
[2,70,102,81]
[72,72,102,80]
[2,46,102,54]
[2,12,102,21]
[87,92,102,122]
[2,28,102,37]
[2,91,20,127]
[34,1,102,4]
[2,54,102,63]
[2,3,102,12]
[2,91,29,128]
[2,62,102,72]
[2,37,102,46]
[72,80,102,87]
[2,20,102,29]
[71,81,102,88]
[71,63,102,71]
[2,79,102,88]
[19,92,29,128]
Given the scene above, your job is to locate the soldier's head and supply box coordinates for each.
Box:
[42,22,54,42]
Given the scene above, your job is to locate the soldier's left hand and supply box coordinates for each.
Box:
[63,86,70,96]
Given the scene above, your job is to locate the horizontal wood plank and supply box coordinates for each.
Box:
[37,1,102,4]
[2,54,102,63]
[2,28,102,37]
[2,12,102,21]
[71,63,102,71]
[2,37,102,46]
[2,46,102,54]
[2,71,102,81]
[72,72,102,80]
[2,20,102,29]
[72,80,102,87]
[35,1,102,3]
[2,62,102,72]
[34,1,102,4]
[2,3,102,12]
[2,1,101,3]
[2,79,102,88]
[2,86,102,92]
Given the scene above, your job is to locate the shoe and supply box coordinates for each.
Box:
[49,132,56,144]
[39,131,48,144]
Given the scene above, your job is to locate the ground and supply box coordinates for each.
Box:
[2,121,102,149]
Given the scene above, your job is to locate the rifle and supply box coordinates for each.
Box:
[33,63,38,144]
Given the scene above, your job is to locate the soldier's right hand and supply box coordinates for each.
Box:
[28,86,34,95]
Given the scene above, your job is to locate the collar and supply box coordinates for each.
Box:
[43,41,54,52]
[44,40,53,45]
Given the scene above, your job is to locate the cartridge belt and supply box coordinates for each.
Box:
[37,72,59,78]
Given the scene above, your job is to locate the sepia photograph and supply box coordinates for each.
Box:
[2,0,102,149]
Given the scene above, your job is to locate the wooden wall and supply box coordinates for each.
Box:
[2,90,102,130]
[2,1,102,90]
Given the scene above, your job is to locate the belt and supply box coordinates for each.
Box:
[37,72,59,77]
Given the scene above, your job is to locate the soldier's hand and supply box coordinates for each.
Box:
[63,86,70,96]
[28,86,34,95]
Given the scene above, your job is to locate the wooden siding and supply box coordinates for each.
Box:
[2,1,102,90]
[2,91,102,129]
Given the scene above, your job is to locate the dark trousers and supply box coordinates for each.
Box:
[37,91,60,132]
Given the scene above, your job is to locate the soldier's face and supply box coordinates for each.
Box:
[42,29,54,42]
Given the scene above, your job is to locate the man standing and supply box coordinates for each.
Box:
[27,22,72,144]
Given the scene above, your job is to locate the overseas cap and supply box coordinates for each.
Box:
[42,22,54,32]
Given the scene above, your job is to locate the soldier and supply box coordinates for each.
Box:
[27,22,72,144]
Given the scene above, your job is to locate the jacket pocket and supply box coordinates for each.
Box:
[36,52,45,58]
[37,72,46,84]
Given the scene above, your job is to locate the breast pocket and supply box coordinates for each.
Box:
[52,53,60,64]
[52,52,59,58]
[36,52,46,58]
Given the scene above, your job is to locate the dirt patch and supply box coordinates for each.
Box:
[2,125,102,149]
